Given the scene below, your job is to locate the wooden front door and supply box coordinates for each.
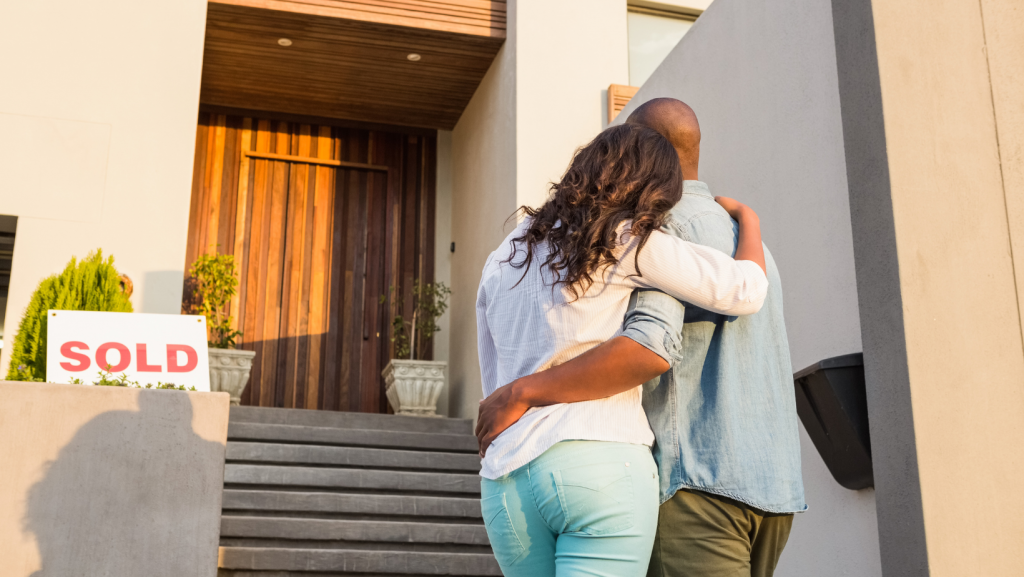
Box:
[186,113,436,413]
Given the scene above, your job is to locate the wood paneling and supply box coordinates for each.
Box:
[201,2,505,130]
[213,0,506,38]
[187,112,436,413]
[608,84,640,124]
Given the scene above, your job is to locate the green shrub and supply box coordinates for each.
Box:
[70,366,195,391]
[5,250,132,381]
[187,253,242,349]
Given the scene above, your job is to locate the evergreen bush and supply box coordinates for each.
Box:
[5,250,132,381]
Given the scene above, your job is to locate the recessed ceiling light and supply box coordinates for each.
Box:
[278,38,293,47]
[407,53,421,62]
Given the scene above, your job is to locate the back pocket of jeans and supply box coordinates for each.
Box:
[552,462,634,535]
[480,493,526,566]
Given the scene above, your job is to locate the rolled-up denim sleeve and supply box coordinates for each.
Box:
[621,289,687,365]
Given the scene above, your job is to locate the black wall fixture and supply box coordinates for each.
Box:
[793,353,873,490]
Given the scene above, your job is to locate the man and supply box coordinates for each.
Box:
[476,98,805,577]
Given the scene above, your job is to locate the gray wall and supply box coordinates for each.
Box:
[618,0,881,574]
[0,382,229,577]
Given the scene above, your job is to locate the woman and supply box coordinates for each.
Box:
[475,123,767,577]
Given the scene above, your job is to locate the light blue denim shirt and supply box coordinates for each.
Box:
[622,181,807,513]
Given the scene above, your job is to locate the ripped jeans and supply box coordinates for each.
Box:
[480,441,659,577]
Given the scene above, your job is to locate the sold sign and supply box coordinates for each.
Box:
[46,310,211,391]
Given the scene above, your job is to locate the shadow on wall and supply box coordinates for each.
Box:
[22,391,223,576]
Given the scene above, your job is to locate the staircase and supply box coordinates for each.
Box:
[218,406,501,576]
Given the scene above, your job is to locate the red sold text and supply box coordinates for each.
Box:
[59,341,199,373]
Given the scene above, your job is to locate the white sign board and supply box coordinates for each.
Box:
[46,310,211,391]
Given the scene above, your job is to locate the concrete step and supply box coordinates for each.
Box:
[218,547,502,575]
[230,406,474,436]
[225,465,481,496]
[221,516,490,547]
[222,490,482,521]
[228,422,479,454]
[226,443,481,473]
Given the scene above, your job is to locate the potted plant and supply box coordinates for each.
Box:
[188,253,253,405]
[380,280,451,417]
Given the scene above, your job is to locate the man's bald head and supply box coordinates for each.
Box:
[626,98,701,180]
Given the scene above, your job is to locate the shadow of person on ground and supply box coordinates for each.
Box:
[23,390,224,577]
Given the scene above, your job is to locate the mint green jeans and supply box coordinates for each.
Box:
[480,441,660,577]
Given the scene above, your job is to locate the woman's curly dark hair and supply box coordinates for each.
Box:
[506,123,683,299]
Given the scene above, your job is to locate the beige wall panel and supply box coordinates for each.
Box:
[433,130,454,417]
[0,114,110,223]
[870,0,1024,574]
[449,37,518,419]
[515,0,630,210]
[981,0,1024,341]
[0,0,208,377]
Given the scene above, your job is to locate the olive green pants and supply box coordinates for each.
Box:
[647,489,793,577]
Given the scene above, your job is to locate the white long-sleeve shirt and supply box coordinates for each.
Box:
[477,219,769,479]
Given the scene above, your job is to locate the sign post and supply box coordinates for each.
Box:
[46,310,211,391]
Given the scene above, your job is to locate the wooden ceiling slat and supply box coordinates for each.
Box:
[270,0,507,23]
[202,36,494,73]
[202,3,504,129]
[201,57,485,95]
[203,53,487,85]
[204,7,501,46]
[211,0,506,38]
[204,24,499,57]
[200,97,455,129]
[201,86,472,115]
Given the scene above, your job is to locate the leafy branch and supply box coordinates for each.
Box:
[188,252,242,349]
[380,280,451,360]
[70,364,196,391]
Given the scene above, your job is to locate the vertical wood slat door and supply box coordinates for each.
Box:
[186,113,436,413]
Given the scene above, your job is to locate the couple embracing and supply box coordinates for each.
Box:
[473,98,806,577]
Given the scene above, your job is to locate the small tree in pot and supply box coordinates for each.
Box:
[380,280,451,417]
[188,253,254,405]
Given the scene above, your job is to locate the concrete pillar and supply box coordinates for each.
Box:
[833,1,1024,575]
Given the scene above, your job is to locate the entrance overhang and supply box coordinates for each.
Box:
[201,1,507,130]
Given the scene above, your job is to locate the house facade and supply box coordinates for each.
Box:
[1,1,1022,576]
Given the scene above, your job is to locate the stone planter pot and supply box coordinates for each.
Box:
[208,348,256,406]
[381,359,447,417]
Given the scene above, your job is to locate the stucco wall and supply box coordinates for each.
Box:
[448,0,632,419]
[514,0,630,210]
[433,130,454,417]
[448,32,518,419]
[618,0,881,575]
[0,382,228,576]
[638,0,714,11]
[839,0,1024,574]
[984,0,1024,339]
[0,0,208,377]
